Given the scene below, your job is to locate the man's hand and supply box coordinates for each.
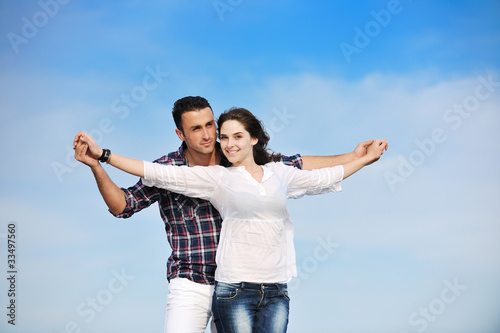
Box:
[302,139,388,170]
[354,139,388,164]
[342,139,388,179]
[352,139,373,158]
[364,139,388,165]
[73,131,103,168]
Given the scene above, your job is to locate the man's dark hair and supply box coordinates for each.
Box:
[172,96,213,133]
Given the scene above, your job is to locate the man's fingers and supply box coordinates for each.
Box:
[380,140,388,151]
[361,139,375,148]
[374,139,388,148]
[74,142,85,158]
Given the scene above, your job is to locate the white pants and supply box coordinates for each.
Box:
[164,278,217,333]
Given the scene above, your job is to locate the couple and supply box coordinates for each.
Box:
[74,96,388,333]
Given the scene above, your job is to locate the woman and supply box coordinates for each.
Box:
[76,107,388,332]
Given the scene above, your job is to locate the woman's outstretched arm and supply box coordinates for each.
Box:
[107,153,144,177]
[75,132,221,200]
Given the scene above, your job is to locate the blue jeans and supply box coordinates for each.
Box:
[212,281,290,333]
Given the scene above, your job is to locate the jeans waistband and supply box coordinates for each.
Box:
[216,281,287,290]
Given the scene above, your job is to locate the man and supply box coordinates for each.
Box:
[73,96,379,333]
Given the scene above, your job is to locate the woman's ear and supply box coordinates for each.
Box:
[251,137,258,146]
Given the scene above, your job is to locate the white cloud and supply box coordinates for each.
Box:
[1,66,499,332]
[251,71,500,278]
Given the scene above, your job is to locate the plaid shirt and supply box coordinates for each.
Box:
[113,142,303,285]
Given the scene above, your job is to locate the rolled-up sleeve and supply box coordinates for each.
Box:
[281,163,344,199]
[111,180,158,218]
[142,161,221,200]
[280,154,303,169]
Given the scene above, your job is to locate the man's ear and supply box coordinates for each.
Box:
[175,128,185,142]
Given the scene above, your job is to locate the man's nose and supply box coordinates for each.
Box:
[202,128,210,140]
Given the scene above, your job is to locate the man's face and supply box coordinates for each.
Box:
[176,107,217,156]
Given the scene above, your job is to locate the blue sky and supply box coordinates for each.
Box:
[1,1,499,332]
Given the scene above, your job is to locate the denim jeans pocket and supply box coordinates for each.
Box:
[278,285,290,302]
[215,283,240,300]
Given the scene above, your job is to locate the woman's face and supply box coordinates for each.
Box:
[219,120,258,166]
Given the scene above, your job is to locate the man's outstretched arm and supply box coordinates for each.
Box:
[301,139,387,170]
[342,139,388,179]
[73,131,127,215]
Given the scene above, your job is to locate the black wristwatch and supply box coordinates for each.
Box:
[99,149,111,163]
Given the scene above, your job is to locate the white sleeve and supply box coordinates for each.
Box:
[275,162,344,199]
[141,161,222,200]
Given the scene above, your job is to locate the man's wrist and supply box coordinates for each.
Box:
[99,149,111,163]
[90,161,104,173]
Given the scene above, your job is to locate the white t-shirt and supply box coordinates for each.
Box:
[142,161,343,284]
